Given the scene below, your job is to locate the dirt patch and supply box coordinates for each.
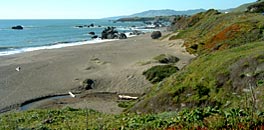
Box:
[229,55,264,92]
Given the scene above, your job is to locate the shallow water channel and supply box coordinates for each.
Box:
[20,95,71,110]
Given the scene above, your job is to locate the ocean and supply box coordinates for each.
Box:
[0,19,148,56]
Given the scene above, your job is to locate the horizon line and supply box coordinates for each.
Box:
[0,8,212,20]
[0,18,104,20]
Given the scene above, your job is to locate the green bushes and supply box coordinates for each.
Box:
[118,100,136,109]
[153,54,180,64]
[143,65,179,83]
[1,107,263,129]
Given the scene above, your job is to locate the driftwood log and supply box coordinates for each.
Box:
[118,95,138,100]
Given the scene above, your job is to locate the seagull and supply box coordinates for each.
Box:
[16,67,21,72]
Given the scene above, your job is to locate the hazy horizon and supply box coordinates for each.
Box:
[0,0,256,19]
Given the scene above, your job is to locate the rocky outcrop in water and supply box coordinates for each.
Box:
[131,30,145,35]
[11,25,23,30]
[91,35,98,39]
[101,27,127,39]
[101,27,117,39]
[76,26,83,28]
[89,24,94,27]
[88,32,95,35]
[76,24,95,28]
[118,33,127,39]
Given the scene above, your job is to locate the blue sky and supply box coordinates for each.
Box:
[0,0,256,19]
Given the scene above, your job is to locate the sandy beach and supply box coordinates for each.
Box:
[0,33,194,113]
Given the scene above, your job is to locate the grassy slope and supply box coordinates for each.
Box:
[129,10,264,114]
[130,42,264,113]
[232,0,264,12]
[170,10,264,54]
[232,2,255,12]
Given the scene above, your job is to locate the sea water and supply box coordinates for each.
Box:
[0,19,148,56]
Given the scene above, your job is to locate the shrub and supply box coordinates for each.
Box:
[153,54,180,64]
[118,101,136,109]
[143,65,179,83]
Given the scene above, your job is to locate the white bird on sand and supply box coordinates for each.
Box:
[69,91,76,98]
[16,67,21,72]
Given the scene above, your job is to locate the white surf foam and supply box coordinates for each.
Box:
[0,39,118,57]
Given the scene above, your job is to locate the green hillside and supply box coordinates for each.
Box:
[232,0,264,12]
[129,9,264,114]
[130,42,264,113]
[105,9,206,20]
[169,9,264,55]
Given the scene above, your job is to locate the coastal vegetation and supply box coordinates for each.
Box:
[169,9,264,54]
[143,65,179,84]
[1,106,264,129]
[130,41,264,113]
[247,1,264,13]
[129,3,264,116]
[232,0,264,12]
[1,1,264,129]
[153,54,180,64]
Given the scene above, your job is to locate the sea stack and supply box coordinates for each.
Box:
[11,25,23,30]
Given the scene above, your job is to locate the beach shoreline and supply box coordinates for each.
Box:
[0,19,157,57]
[0,32,195,114]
